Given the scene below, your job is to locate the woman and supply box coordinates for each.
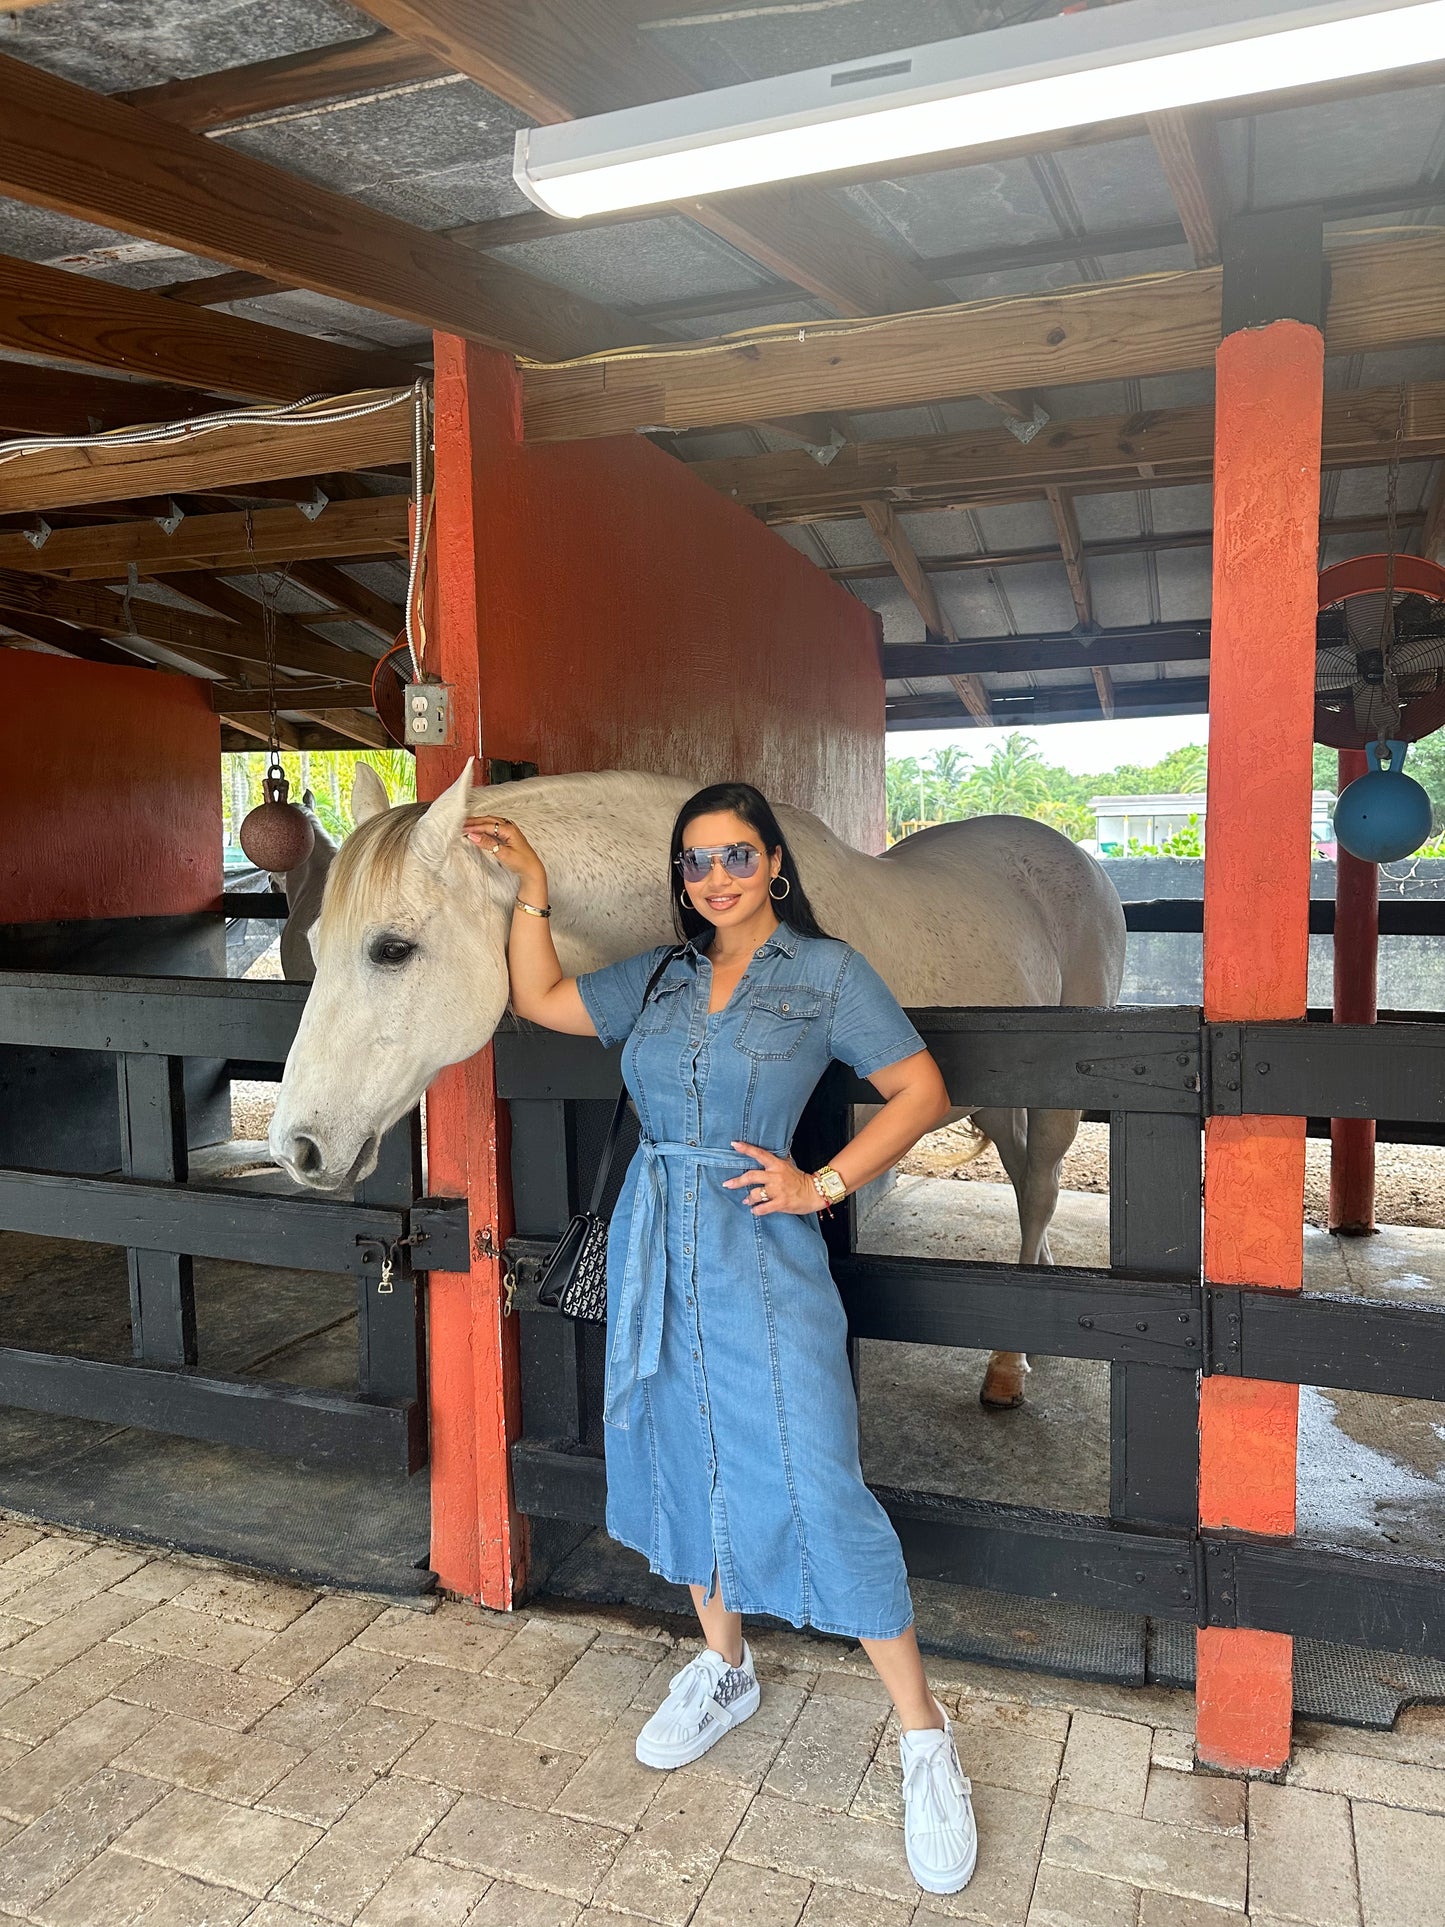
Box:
[465,781,976,1897]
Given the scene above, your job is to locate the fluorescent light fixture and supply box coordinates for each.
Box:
[514,0,1445,218]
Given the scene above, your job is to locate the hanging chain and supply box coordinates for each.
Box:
[1374,386,1408,753]
[242,509,298,772]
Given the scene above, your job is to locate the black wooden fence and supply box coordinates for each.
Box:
[0,970,467,1476]
[499,1006,1445,1664]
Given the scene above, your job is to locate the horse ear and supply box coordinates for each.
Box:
[411,759,476,869]
[301,787,315,810]
[350,763,390,826]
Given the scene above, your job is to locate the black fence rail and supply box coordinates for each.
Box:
[0,969,467,1475]
[498,1005,1445,1666]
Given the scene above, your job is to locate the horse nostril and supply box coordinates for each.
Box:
[292,1134,322,1175]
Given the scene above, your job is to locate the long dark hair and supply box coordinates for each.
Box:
[669,781,833,949]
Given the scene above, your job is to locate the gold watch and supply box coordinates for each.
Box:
[811,1164,847,1208]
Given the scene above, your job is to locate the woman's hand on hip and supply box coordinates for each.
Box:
[464,810,544,887]
[724,1142,821,1216]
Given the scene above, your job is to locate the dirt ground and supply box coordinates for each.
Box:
[901,1119,1445,1229]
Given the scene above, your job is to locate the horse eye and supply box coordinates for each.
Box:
[370,936,416,968]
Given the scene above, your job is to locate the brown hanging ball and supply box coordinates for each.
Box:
[239,763,315,873]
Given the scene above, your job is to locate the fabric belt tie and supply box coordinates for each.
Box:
[604,1138,751,1431]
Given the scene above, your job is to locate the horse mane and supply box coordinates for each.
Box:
[316,791,509,952]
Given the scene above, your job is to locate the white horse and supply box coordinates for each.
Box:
[269,765,390,983]
[270,765,1125,1407]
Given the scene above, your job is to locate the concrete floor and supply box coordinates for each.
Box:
[856,1178,1445,1560]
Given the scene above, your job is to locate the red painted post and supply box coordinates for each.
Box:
[1330,747,1378,1233]
[1197,247,1324,1772]
[417,332,528,1608]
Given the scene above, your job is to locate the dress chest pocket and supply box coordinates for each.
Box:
[635,976,689,1035]
[735,985,825,1060]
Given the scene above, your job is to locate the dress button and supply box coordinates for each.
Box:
[687,1138,697,1146]
[683,1245,692,1255]
[692,1348,699,1360]
[685,1191,693,1201]
[754,948,764,957]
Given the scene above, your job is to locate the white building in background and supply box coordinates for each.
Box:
[1091,791,1337,857]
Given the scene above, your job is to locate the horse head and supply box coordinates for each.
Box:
[269,761,512,1189]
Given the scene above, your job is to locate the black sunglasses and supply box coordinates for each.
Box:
[674,842,763,884]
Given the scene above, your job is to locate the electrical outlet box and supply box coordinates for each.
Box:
[403,681,456,747]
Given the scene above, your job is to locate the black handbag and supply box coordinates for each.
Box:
[535,947,681,1323]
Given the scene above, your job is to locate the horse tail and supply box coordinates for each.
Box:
[952,1116,992,1165]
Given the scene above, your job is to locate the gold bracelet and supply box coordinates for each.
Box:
[516,899,551,918]
[811,1164,847,1207]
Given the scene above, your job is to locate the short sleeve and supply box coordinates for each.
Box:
[575,945,674,1049]
[828,946,927,1079]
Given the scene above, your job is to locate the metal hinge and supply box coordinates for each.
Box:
[1206,1024,1245,1115]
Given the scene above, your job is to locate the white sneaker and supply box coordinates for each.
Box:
[899,1696,977,1894]
[635,1640,760,1769]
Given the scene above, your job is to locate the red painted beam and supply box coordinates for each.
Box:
[419,332,527,1608]
[1198,318,1323,1775]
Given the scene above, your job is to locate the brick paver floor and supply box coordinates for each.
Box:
[0,1517,1440,1925]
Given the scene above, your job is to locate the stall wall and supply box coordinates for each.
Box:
[449,345,885,850]
[0,652,221,922]
[0,653,224,1170]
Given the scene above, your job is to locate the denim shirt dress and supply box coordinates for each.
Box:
[575,921,926,1642]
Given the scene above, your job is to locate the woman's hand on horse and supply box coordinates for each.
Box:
[724,1142,821,1216]
[463,812,544,885]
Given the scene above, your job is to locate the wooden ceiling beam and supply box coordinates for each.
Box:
[1044,485,1093,629]
[211,681,374,712]
[0,362,227,437]
[885,626,1210,678]
[0,610,155,669]
[0,50,638,360]
[691,377,1445,521]
[0,568,374,684]
[861,498,990,725]
[1146,110,1229,268]
[0,496,406,579]
[146,573,380,683]
[119,29,447,133]
[0,252,414,404]
[292,707,389,748]
[284,561,404,644]
[523,234,1445,441]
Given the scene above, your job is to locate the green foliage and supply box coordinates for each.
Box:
[222,748,414,855]
[886,735,1213,844]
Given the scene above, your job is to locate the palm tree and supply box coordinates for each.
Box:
[962,733,1049,815]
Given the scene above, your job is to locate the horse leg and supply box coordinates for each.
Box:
[1017,1105,1082,1267]
[973,1108,1033,1411]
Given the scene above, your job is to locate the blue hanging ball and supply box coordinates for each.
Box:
[1333,739,1434,864]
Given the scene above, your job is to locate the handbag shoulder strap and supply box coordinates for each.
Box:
[587,944,681,1216]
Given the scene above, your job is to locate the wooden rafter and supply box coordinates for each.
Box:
[284,562,404,645]
[1043,482,1111,718]
[119,30,447,132]
[0,570,373,683]
[0,497,407,579]
[1146,110,1229,268]
[830,513,1416,583]
[523,234,1445,441]
[147,574,380,684]
[0,392,414,512]
[0,51,639,361]
[861,499,990,724]
[211,682,375,713]
[0,253,414,404]
[293,708,388,747]
[885,627,1210,679]
[692,379,1445,523]
[0,364,224,437]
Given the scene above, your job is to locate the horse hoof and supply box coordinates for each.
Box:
[980,1360,1029,1409]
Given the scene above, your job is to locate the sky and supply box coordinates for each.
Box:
[885,713,1210,777]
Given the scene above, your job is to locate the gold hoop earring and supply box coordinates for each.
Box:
[769,875,790,900]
